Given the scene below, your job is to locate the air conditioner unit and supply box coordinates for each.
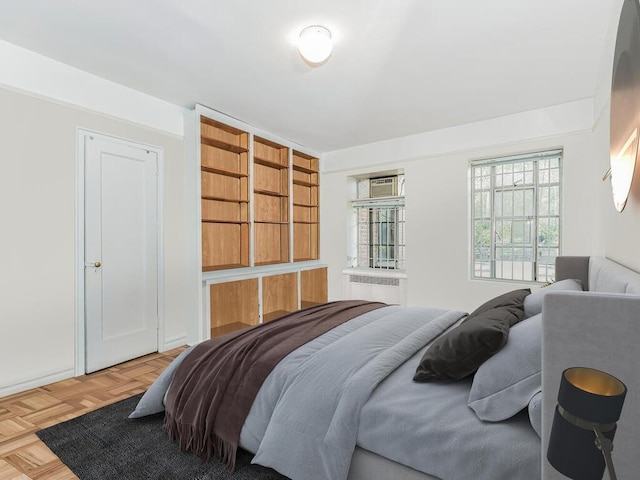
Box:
[370,176,397,198]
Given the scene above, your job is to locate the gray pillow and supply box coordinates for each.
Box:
[523,279,583,318]
[467,313,541,421]
[528,390,542,437]
[128,345,196,418]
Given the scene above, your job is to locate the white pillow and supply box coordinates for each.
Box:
[467,314,541,422]
[523,279,583,318]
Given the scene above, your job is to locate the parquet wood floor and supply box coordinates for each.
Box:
[0,347,186,480]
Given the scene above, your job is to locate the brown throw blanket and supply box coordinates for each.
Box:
[163,300,387,470]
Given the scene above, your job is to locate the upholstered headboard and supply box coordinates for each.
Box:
[555,255,640,294]
[542,256,640,479]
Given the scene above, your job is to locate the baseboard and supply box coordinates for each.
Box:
[162,334,188,352]
[0,367,75,398]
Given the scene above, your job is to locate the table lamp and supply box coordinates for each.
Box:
[547,367,626,480]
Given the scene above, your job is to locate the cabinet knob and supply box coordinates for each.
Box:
[94,262,101,268]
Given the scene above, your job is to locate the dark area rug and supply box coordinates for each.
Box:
[36,394,289,480]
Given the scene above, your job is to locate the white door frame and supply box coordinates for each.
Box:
[75,128,165,376]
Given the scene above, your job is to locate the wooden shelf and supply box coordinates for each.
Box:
[291,164,317,174]
[262,310,291,323]
[202,198,248,223]
[293,178,319,187]
[201,137,249,154]
[254,136,288,166]
[201,144,248,174]
[202,170,249,203]
[211,322,253,337]
[203,263,247,272]
[201,116,249,153]
[254,157,288,169]
[202,219,249,224]
[255,260,288,267]
[210,279,258,337]
[202,222,249,270]
[255,223,289,264]
[262,273,298,323]
[301,268,327,307]
[202,195,249,204]
[254,194,288,225]
[293,222,319,261]
[201,165,248,178]
[254,188,288,198]
[292,150,318,172]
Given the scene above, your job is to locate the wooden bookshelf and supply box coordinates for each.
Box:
[292,150,319,261]
[300,267,328,309]
[254,136,290,266]
[262,272,298,322]
[197,109,327,342]
[200,116,250,271]
[210,278,259,337]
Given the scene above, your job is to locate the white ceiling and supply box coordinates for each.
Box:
[0,0,621,152]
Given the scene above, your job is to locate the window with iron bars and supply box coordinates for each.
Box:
[351,177,405,270]
[471,150,562,283]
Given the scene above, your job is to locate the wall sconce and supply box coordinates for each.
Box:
[298,25,333,64]
[547,367,626,480]
[609,0,640,212]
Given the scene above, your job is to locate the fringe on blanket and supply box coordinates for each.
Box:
[163,411,238,472]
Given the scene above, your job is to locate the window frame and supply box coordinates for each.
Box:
[350,175,406,271]
[470,149,562,283]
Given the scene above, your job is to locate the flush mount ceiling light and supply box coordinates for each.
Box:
[298,25,333,64]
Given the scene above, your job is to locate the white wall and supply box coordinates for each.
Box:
[0,86,197,395]
[321,101,601,312]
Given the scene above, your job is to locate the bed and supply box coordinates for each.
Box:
[541,256,640,480]
[130,256,640,480]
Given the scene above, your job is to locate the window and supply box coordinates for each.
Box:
[471,150,561,283]
[351,176,405,270]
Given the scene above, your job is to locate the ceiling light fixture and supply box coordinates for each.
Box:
[298,25,333,64]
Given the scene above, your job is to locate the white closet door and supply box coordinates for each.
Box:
[84,135,158,373]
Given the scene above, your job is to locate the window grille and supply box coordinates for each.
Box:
[471,150,562,283]
[351,177,405,270]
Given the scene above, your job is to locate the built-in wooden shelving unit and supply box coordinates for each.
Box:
[200,116,250,271]
[253,136,290,266]
[292,151,320,261]
[194,106,326,340]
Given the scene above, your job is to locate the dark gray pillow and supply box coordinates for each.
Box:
[413,289,530,382]
[523,279,583,318]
